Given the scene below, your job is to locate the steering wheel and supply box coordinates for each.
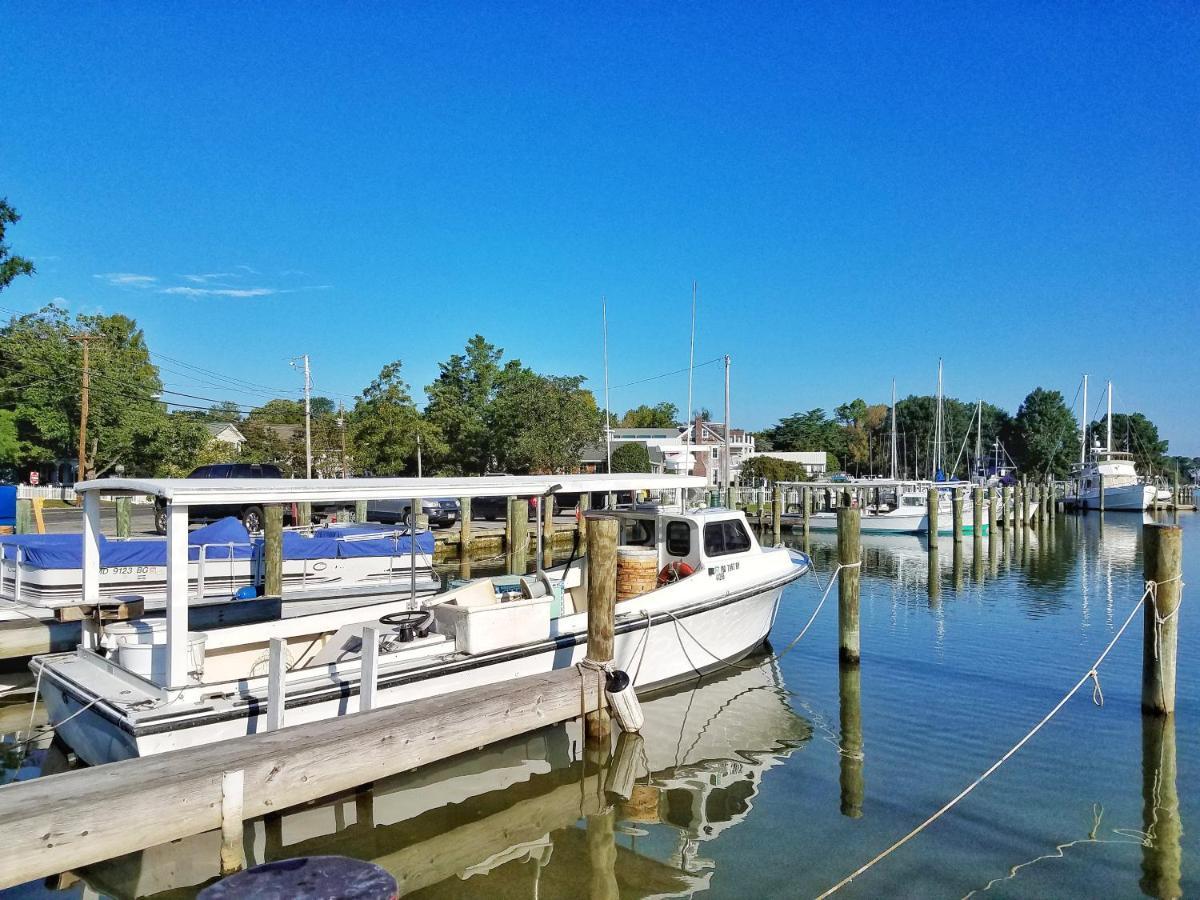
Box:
[379,610,434,627]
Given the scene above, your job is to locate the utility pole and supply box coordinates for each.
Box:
[722,354,731,501]
[74,333,94,484]
[292,354,313,478]
[337,402,348,479]
[416,432,423,478]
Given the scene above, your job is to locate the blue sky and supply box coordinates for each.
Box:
[3,4,1197,450]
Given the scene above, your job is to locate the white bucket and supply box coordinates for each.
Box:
[106,619,207,684]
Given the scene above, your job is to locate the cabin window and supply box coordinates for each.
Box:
[666,521,691,557]
[622,519,654,547]
[704,520,752,557]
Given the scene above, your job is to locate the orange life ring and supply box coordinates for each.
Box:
[657,561,695,586]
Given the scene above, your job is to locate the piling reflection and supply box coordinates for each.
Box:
[837,662,864,819]
[952,540,964,592]
[73,656,812,899]
[928,544,940,603]
[1140,713,1183,900]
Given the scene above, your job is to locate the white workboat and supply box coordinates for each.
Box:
[32,474,809,765]
[1070,378,1154,512]
[0,519,441,623]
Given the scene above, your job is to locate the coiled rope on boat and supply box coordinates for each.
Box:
[815,574,1185,899]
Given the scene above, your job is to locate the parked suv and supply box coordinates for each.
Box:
[366,497,459,528]
[153,463,285,534]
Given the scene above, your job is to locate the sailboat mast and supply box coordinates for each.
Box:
[933,359,944,480]
[1106,381,1113,452]
[723,355,731,500]
[975,399,983,479]
[602,296,611,473]
[1080,374,1088,463]
[684,281,697,480]
[890,378,898,480]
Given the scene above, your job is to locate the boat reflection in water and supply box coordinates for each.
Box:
[76,652,812,898]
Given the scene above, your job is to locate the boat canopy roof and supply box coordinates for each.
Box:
[75,473,706,505]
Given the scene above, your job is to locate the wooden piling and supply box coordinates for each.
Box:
[219,769,245,875]
[585,515,618,739]
[1001,485,1011,532]
[987,487,999,541]
[926,487,939,548]
[838,662,864,818]
[1142,523,1182,715]
[802,486,811,538]
[115,496,131,538]
[837,495,861,664]
[972,486,984,582]
[297,501,312,527]
[772,484,782,545]
[951,487,963,543]
[1098,474,1105,513]
[578,493,590,545]
[1140,712,1182,898]
[355,499,368,524]
[542,495,555,569]
[15,499,31,535]
[511,497,529,576]
[457,498,472,580]
[263,504,283,598]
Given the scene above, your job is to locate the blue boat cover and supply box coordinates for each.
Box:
[0,486,15,527]
[0,516,433,569]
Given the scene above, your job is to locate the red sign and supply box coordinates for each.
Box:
[29,471,39,485]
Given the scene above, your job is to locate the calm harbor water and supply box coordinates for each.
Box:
[2,510,1195,898]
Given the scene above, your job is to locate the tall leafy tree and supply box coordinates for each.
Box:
[489,364,602,473]
[424,335,503,474]
[0,304,166,476]
[0,199,34,292]
[352,361,444,476]
[1009,388,1078,477]
[1088,412,1168,473]
[619,402,678,429]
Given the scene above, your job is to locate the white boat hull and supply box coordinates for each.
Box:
[1075,482,1154,511]
[39,574,793,765]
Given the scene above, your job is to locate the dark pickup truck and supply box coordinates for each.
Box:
[153,463,286,534]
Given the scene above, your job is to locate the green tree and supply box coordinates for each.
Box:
[619,402,678,429]
[0,199,34,292]
[247,398,306,424]
[609,441,651,473]
[352,361,444,476]
[424,335,504,474]
[0,409,20,469]
[761,409,845,461]
[739,455,808,484]
[1089,412,1168,473]
[0,304,167,476]
[1010,388,1078,477]
[489,365,602,473]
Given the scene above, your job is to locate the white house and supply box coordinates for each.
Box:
[204,422,247,453]
[582,418,756,487]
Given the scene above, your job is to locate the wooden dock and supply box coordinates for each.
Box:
[0,665,606,889]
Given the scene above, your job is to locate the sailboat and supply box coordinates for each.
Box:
[1070,377,1154,511]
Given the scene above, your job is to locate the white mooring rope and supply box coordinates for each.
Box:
[816,574,1184,899]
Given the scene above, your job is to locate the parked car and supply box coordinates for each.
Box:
[470,491,620,521]
[153,463,285,534]
[366,497,459,528]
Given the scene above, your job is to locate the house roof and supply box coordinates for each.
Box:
[204,422,246,441]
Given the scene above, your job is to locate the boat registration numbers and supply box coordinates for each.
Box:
[709,561,741,582]
[100,566,152,576]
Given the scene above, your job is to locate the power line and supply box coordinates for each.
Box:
[609,355,724,392]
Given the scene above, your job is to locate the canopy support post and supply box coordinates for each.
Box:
[80,490,102,650]
[166,502,190,687]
